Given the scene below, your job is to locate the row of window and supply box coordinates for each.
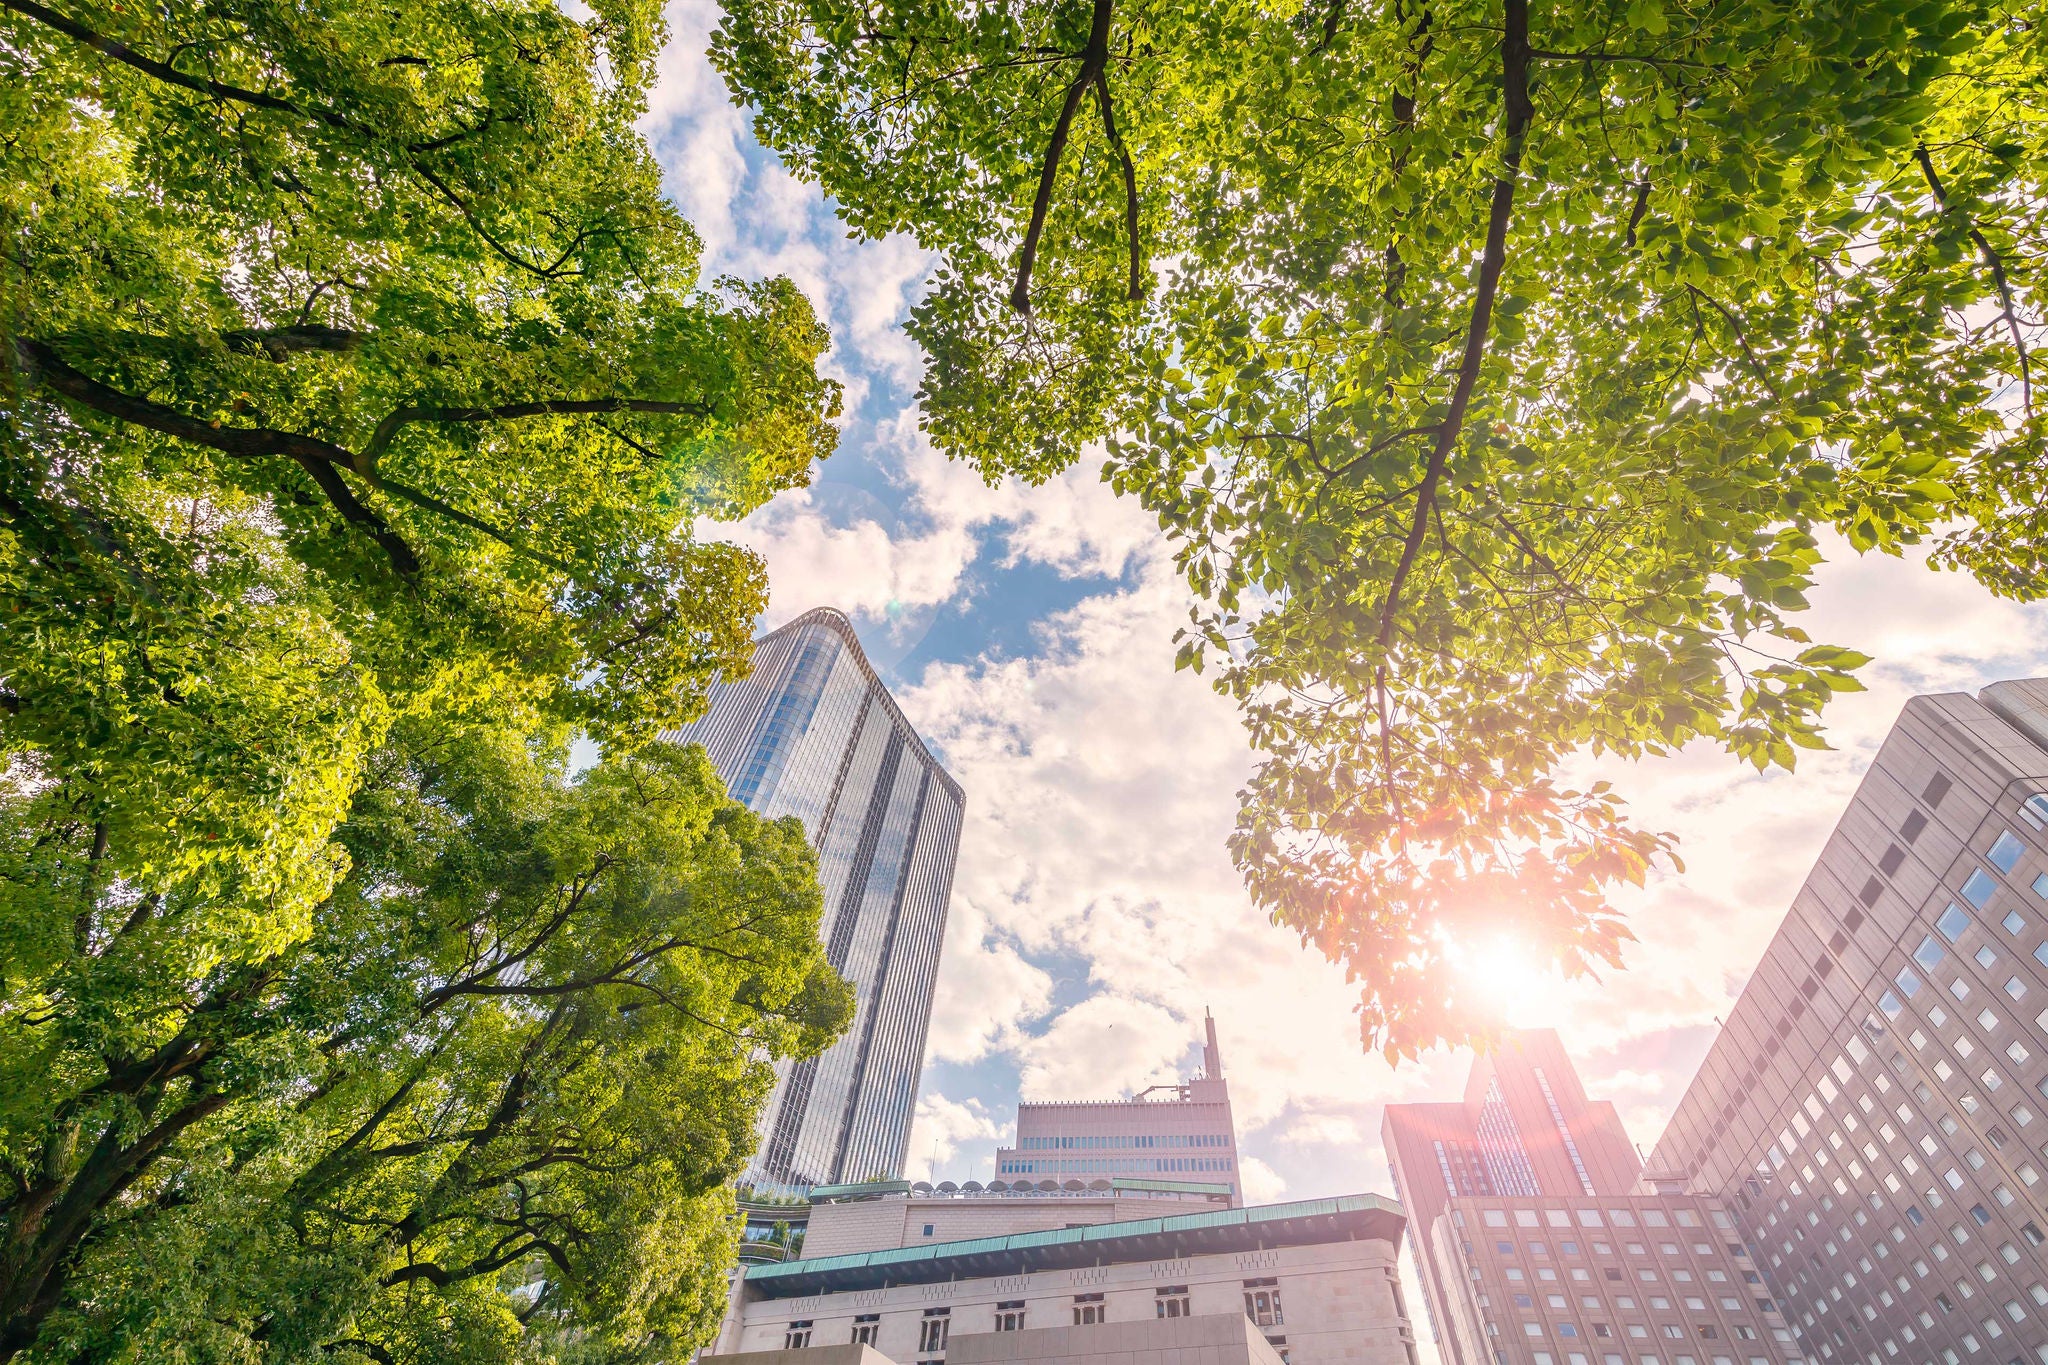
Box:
[1013,1133,1231,1150]
[783,1280,1282,1349]
[996,1156,1233,1174]
[1457,1206,1723,1230]
[1496,1319,1772,1343]
[1498,1354,1792,1365]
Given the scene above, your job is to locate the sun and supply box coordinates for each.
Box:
[1448,935,1569,1029]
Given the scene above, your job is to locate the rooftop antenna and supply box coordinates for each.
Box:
[1203,1008,1223,1081]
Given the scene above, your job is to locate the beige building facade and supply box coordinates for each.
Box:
[702,1194,1420,1365]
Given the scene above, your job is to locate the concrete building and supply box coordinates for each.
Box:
[700,1193,1421,1365]
[995,1014,1244,1204]
[1648,680,2048,1364]
[663,607,964,1190]
[1385,1033,1805,1365]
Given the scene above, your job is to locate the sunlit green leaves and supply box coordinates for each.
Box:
[2,0,841,1353]
[719,0,2045,1056]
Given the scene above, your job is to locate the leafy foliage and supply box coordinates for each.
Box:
[3,0,839,974]
[714,0,2047,1055]
[2,0,848,1354]
[1,715,851,1362]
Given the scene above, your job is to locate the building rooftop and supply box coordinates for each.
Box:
[741,1193,1405,1298]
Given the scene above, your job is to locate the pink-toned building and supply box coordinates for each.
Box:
[1385,1031,1803,1365]
[994,1014,1243,1205]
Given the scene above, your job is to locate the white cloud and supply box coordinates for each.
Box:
[925,894,1056,1066]
[1237,1156,1287,1204]
[904,1093,1008,1182]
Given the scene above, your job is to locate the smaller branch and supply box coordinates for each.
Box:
[1621,180,1651,249]
[359,397,712,470]
[1684,285,1785,404]
[1914,144,2033,418]
[1091,70,1143,301]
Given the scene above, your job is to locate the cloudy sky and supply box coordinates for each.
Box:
[644,4,2048,1353]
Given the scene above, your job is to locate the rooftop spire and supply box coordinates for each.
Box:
[1203,1010,1222,1080]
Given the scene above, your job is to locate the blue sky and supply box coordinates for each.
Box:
[641,6,2048,1353]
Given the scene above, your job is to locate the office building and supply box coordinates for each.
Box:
[1649,680,2048,1363]
[700,1016,1420,1364]
[663,607,964,1189]
[1385,1033,1800,1365]
[994,1013,1244,1204]
[701,1191,1420,1365]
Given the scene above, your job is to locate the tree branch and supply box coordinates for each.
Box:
[1091,70,1143,301]
[13,339,422,576]
[1374,0,1531,649]
[359,397,713,470]
[1914,144,2033,418]
[0,0,350,128]
[223,324,366,360]
[1010,0,1115,312]
[1621,179,1651,249]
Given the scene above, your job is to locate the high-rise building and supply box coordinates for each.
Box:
[663,607,964,1190]
[1385,1032,1802,1365]
[1649,680,2048,1363]
[993,1013,1244,1203]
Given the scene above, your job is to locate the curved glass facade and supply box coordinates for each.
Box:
[661,608,964,1188]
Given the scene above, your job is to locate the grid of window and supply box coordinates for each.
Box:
[1478,1078,1543,1197]
[1535,1067,1599,1197]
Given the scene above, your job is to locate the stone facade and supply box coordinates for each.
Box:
[994,1016,1242,1203]
[947,1310,1284,1365]
[703,1196,1420,1365]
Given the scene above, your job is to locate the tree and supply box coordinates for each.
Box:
[713,0,2047,1055]
[2,0,839,1008]
[1,714,852,1363]
[2,0,849,1353]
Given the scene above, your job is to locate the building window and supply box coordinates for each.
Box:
[1244,1278,1285,1328]
[1073,1293,1105,1326]
[919,1309,951,1353]
[1990,831,2027,872]
[995,1301,1026,1332]
[922,1224,935,1237]
[785,1321,813,1349]
[1156,1285,1190,1318]
[852,1314,880,1345]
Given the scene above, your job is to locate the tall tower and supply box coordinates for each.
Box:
[663,607,964,1190]
[1650,679,2048,1361]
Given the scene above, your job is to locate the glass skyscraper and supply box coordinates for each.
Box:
[663,607,964,1190]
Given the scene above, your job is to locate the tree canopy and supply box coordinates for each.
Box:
[714,0,2048,1055]
[4,0,839,991]
[3,0,849,1355]
[2,712,851,1362]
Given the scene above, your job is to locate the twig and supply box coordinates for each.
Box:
[1914,144,2033,418]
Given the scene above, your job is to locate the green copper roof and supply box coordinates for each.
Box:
[742,1193,1405,1298]
[807,1179,914,1201]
